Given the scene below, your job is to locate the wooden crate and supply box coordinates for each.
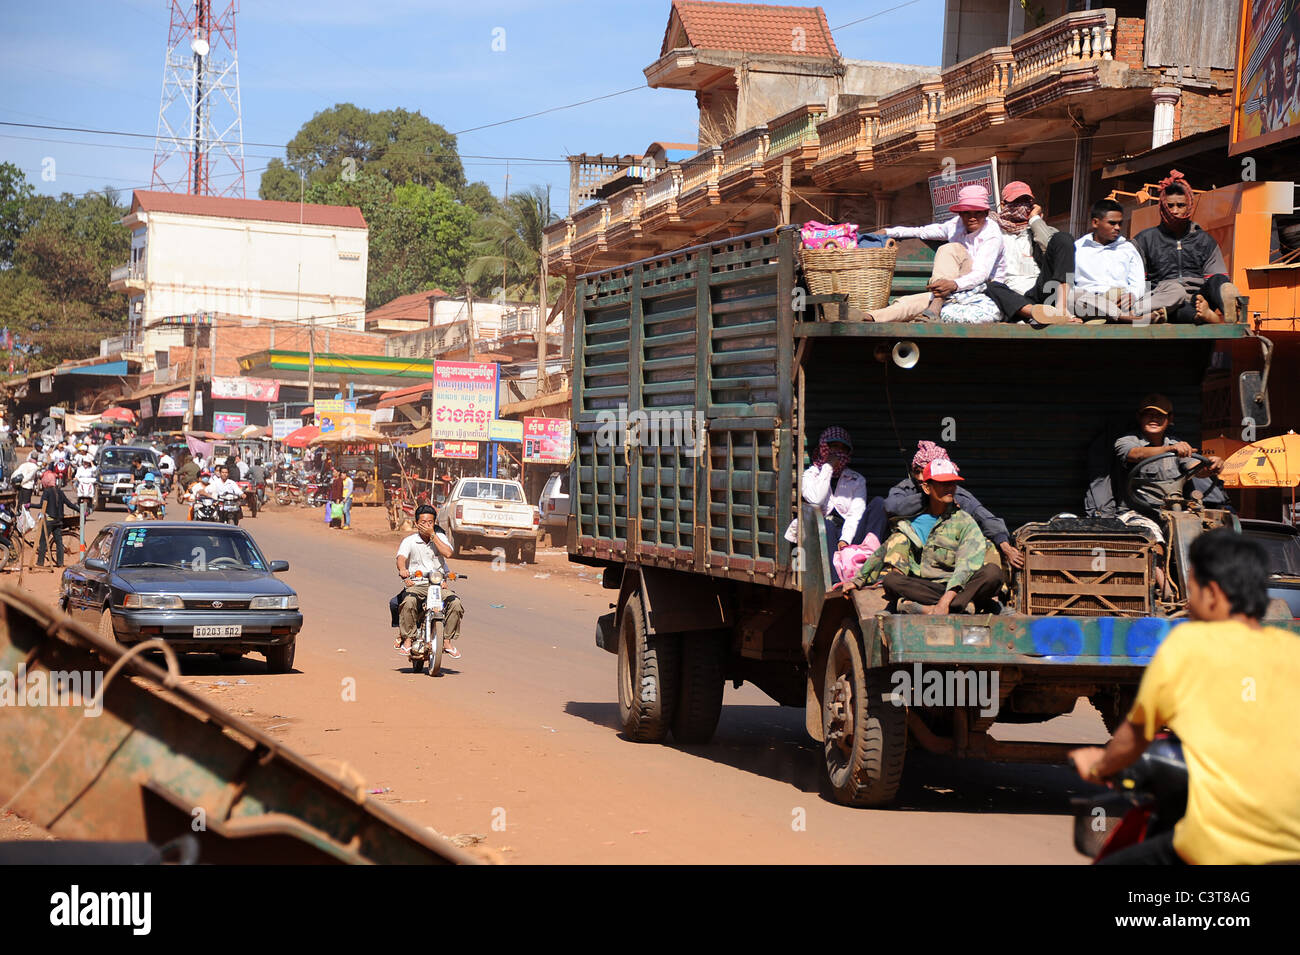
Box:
[1017,534,1154,617]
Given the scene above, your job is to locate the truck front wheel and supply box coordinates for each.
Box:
[616,594,680,742]
[822,623,906,807]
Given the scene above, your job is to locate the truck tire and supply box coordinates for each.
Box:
[671,632,726,744]
[616,594,680,742]
[522,539,536,564]
[822,623,906,807]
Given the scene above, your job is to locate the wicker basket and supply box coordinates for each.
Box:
[800,240,898,312]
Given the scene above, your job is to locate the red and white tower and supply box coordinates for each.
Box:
[151,1,245,197]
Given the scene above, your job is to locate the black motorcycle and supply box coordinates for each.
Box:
[1071,734,1187,862]
[217,490,243,525]
[192,496,220,523]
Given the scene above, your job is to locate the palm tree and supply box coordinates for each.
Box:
[465,185,562,304]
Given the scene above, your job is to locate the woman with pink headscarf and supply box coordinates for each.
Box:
[885,439,1025,569]
[784,426,887,583]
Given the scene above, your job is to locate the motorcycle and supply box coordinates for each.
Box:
[1071,733,1187,862]
[0,503,18,570]
[192,495,220,523]
[217,490,244,526]
[236,479,260,517]
[131,496,166,521]
[406,569,466,676]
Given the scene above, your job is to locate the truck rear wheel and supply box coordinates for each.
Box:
[616,594,680,742]
[671,632,726,744]
[521,539,536,564]
[822,623,906,807]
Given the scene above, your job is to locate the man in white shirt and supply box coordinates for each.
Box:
[394,505,464,659]
[156,450,175,491]
[10,452,39,509]
[1071,198,1162,324]
[206,464,243,500]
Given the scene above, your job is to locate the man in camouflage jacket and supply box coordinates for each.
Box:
[841,458,1005,614]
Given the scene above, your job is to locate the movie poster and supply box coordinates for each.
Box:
[1231,0,1300,153]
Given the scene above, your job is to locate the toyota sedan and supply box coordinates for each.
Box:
[59,522,302,672]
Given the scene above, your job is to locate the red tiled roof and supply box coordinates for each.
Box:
[131,190,367,229]
[662,1,837,58]
[365,289,451,325]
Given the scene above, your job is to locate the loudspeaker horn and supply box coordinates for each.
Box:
[892,340,919,369]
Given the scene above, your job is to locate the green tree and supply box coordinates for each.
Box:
[259,104,465,199]
[0,161,35,266]
[466,185,561,303]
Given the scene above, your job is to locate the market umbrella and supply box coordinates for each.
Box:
[281,425,320,449]
[235,424,268,439]
[1219,431,1300,488]
[308,424,388,446]
[100,406,137,424]
[396,428,433,448]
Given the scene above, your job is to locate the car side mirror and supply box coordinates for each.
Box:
[268,560,289,573]
[84,558,109,572]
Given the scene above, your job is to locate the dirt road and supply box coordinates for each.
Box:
[18,502,1107,863]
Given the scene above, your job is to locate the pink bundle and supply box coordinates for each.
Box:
[801,220,859,250]
[833,536,881,582]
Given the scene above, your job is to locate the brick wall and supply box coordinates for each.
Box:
[1175,74,1233,139]
[169,322,388,378]
[1114,17,1145,71]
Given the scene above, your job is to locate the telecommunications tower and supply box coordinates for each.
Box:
[151,1,245,197]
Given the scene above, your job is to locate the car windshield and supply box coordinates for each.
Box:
[1246,529,1300,576]
[116,526,267,571]
[462,481,521,501]
[101,447,156,468]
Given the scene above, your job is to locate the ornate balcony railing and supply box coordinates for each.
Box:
[816,107,876,162]
[942,47,1015,113]
[766,104,826,159]
[876,79,942,140]
[1010,8,1114,88]
[719,126,767,179]
[573,201,609,245]
[679,147,721,199]
[642,165,681,210]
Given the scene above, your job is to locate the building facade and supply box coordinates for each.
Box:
[109,191,369,367]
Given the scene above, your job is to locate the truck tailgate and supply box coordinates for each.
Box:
[462,501,532,528]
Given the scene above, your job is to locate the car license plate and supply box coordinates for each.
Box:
[487,528,508,536]
[194,625,242,638]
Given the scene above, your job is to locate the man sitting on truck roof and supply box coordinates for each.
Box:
[1070,198,1165,324]
[885,440,1025,570]
[839,458,1005,615]
[982,181,1079,324]
[1132,170,1241,324]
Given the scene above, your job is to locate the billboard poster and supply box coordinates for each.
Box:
[1231,0,1300,153]
[927,160,999,221]
[271,418,300,441]
[318,410,372,434]
[523,417,572,464]
[432,361,498,441]
[213,412,247,435]
[211,376,281,401]
[431,440,479,459]
[140,397,153,420]
[490,418,523,443]
[158,390,202,417]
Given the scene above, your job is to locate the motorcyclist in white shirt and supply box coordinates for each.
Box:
[206,464,243,499]
[11,453,40,509]
[73,460,98,516]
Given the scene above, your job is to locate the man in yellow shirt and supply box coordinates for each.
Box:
[1070,528,1300,864]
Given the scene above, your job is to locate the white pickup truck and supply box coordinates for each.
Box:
[437,477,539,563]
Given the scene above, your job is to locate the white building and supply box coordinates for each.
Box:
[109,191,368,367]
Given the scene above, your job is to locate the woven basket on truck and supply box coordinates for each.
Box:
[799,239,898,313]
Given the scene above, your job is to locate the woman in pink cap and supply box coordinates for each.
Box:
[868,183,1005,322]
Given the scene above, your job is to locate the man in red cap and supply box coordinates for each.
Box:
[1132,171,1240,323]
[867,184,1008,322]
[982,181,1078,324]
[839,458,1005,615]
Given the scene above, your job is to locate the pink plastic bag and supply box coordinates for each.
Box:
[832,536,881,582]
[801,220,859,250]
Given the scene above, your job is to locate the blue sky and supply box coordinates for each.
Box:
[1,0,945,211]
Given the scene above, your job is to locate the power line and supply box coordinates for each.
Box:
[449,86,649,136]
[832,0,926,31]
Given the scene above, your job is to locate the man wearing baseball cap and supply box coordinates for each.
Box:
[1108,393,1229,594]
[839,457,1005,615]
[866,184,1007,322]
[982,181,1078,324]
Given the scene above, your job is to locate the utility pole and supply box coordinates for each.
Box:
[183,325,199,432]
[307,314,316,403]
[537,233,548,395]
[465,286,476,360]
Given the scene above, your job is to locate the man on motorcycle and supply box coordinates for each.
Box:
[73,458,97,518]
[186,468,214,520]
[394,504,463,659]
[207,465,243,522]
[126,472,166,520]
[1070,529,1300,864]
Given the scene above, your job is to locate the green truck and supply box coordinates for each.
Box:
[568,225,1284,806]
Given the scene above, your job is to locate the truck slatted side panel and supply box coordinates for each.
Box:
[572,227,797,587]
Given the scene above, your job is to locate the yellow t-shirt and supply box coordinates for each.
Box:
[1128,620,1300,865]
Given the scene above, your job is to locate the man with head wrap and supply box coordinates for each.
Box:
[784,426,887,583]
[885,439,1025,570]
[1132,170,1240,324]
[982,181,1078,323]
